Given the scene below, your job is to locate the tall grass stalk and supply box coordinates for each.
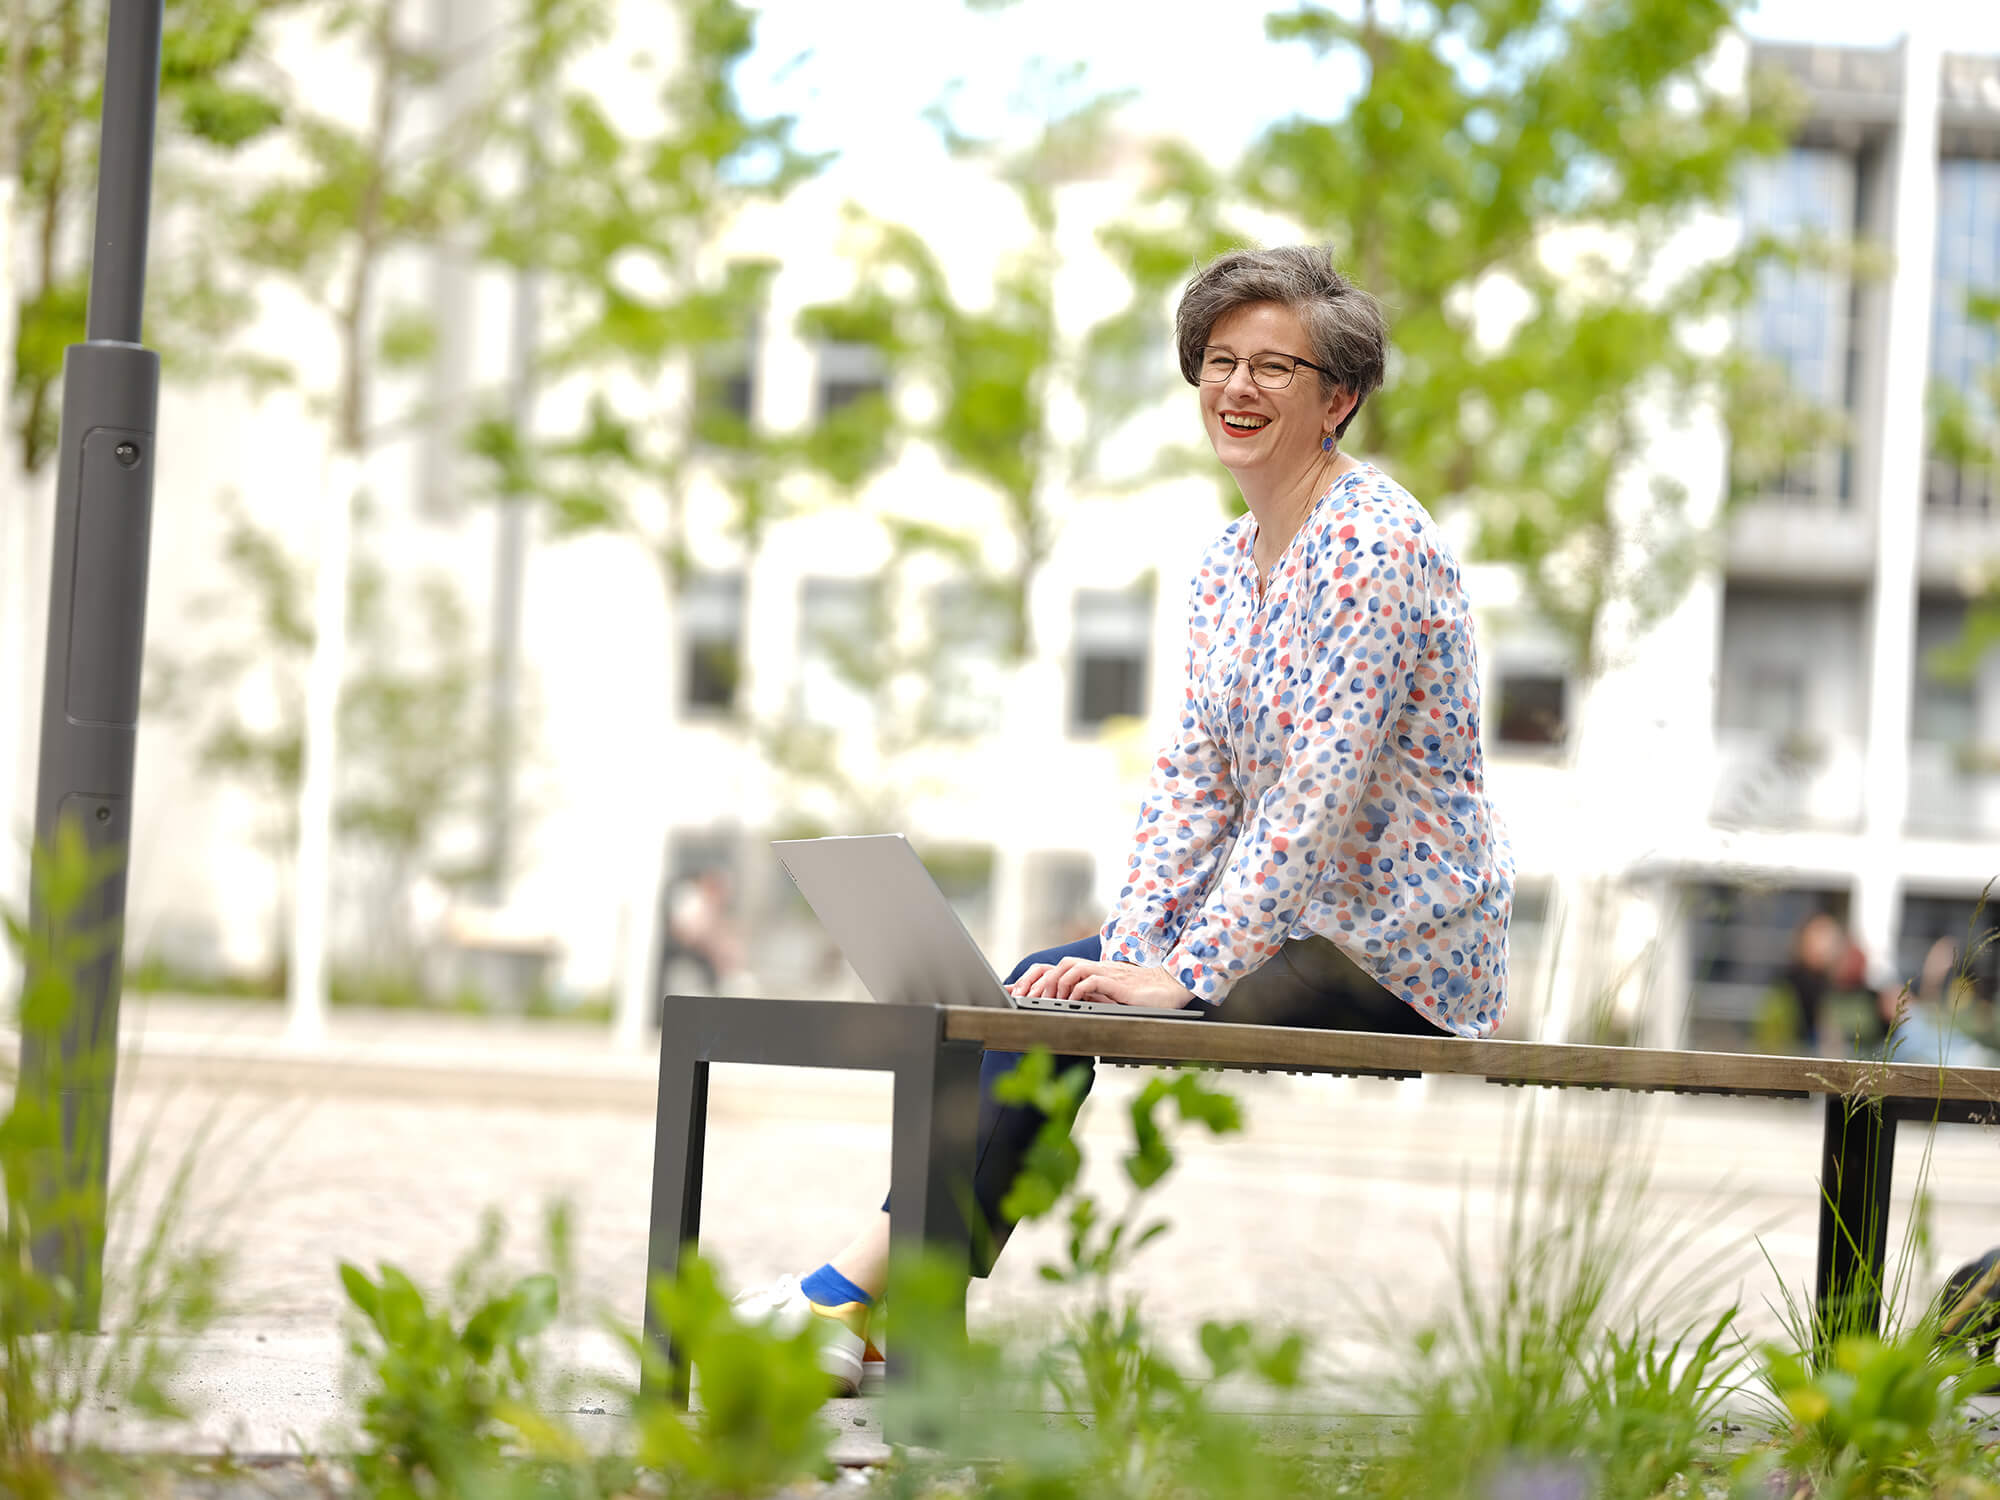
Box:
[0,826,231,1496]
[1356,1089,1760,1499]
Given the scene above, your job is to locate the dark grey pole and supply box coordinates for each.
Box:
[17,0,164,1328]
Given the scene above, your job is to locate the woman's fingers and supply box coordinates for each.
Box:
[1011,956,1115,999]
[1008,963,1054,997]
[1070,972,1122,1004]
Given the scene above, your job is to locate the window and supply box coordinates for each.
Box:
[1912,599,1977,747]
[1927,159,2000,512]
[1684,881,1849,1046]
[924,843,995,950]
[796,577,880,728]
[694,306,760,443]
[1493,672,1567,748]
[677,572,743,716]
[1714,585,1865,739]
[817,340,889,419]
[926,580,1012,735]
[1025,851,1099,944]
[1718,664,1808,739]
[1899,893,2000,1006]
[1071,587,1152,732]
[1736,148,1859,502]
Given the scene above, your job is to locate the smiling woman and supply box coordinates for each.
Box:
[730,246,1517,1400]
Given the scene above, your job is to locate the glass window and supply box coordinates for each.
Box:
[1913,599,1978,747]
[677,572,743,716]
[1928,159,2000,512]
[1684,881,1850,1047]
[1713,585,1865,738]
[1899,893,2000,1007]
[1071,587,1152,732]
[817,340,889,419]
[694,307,760,443]
[1025,851,1099,945]
[1493,672,1567,748]
[1736,148,1858,501]
[796,577,880,729]
[924,843,996,950]
[1932,160,2000,399]
[926,581,1012,736]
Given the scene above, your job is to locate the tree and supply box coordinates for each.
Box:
[794,65,1172,662]
[468,0,824,583]
[213,0,620,1034]
[1106,0,1798,678]
[1085,0,1817,1043]
[145,498,522,993]
[457,0,826,1040]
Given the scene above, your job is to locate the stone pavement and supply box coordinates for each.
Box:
[28,996,2000,1457]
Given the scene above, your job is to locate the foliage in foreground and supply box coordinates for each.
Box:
[269,1049,2000,1497]
[0,826,229,1500]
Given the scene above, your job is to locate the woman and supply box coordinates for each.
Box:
[735,245,1515,1395]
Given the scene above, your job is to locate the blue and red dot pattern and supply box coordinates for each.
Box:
[1099,463,1515,1038]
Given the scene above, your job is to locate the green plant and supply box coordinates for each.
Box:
[0,825,229,1499]
[339,1205,612,1499]
[867,1049,1325,1500]
[619,1257,835,1498]
[1744,1332,2000,1497]
[1363,1099,1750,1500]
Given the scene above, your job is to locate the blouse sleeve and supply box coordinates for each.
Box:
[1161,512,1428,1003]
[1098,573,1244,966]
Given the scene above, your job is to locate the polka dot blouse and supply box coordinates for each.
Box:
[1099,462,1515,1038]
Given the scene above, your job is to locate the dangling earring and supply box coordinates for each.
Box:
[1321,432,1334,453]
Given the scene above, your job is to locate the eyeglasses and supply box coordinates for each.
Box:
[1195,346,1334,390]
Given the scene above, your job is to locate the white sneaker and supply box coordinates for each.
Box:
[730,1274,868,1397]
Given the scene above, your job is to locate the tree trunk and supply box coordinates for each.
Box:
[286,2,397,1038]
[0,173,23,1005]
[286,449,363,1038]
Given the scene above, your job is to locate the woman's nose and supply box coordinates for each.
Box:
[1222,362,1262,398]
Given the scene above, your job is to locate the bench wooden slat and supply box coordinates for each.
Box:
[941,1007,2000,1106]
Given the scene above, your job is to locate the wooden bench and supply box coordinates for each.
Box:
[644,994,2000,1408]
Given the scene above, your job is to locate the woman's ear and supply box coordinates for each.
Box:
[1329,387,1358,432]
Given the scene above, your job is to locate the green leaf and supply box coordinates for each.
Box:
[339,1262,381,1326]
[376,304,438,369]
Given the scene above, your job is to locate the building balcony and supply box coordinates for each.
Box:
[1709,729,1866,833]
[1724,493,1876,586]
[1908,741,2000,841]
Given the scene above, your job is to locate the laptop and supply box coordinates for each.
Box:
[773,834,1205,1019]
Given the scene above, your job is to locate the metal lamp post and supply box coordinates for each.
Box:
[16,0,164,1326]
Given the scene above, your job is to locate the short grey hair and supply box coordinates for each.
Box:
[1174,246,1387,440]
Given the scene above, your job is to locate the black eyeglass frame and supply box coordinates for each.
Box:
[1192,346,1337,390]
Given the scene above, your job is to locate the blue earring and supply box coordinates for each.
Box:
[1322,433,1334,453]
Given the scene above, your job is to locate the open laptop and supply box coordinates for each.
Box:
[773,834,1205,1019]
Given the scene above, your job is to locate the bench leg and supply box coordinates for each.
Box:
[1815,1093,1897,1352]
[644,1018,710,1407]
[884,1036,983,1440]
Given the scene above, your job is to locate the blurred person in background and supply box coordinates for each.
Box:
[1873,937,1996,1068]
[655,865,743,1007]
[1760,909,1842,1053]
[730,245,1514,1397]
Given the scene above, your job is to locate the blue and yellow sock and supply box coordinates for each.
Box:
[800,1263,873,1309]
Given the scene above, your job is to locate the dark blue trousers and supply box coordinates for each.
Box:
[886,932,1452,1276]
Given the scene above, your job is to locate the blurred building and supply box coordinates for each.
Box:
[102,20,2000,1050]
[1658,38,2000,1048]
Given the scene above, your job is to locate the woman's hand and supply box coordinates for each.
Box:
[1008,956,1199,1010]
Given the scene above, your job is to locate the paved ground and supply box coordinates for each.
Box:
[29,997,2000,1457]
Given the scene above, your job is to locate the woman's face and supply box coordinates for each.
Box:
[1197,301,1354,487]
